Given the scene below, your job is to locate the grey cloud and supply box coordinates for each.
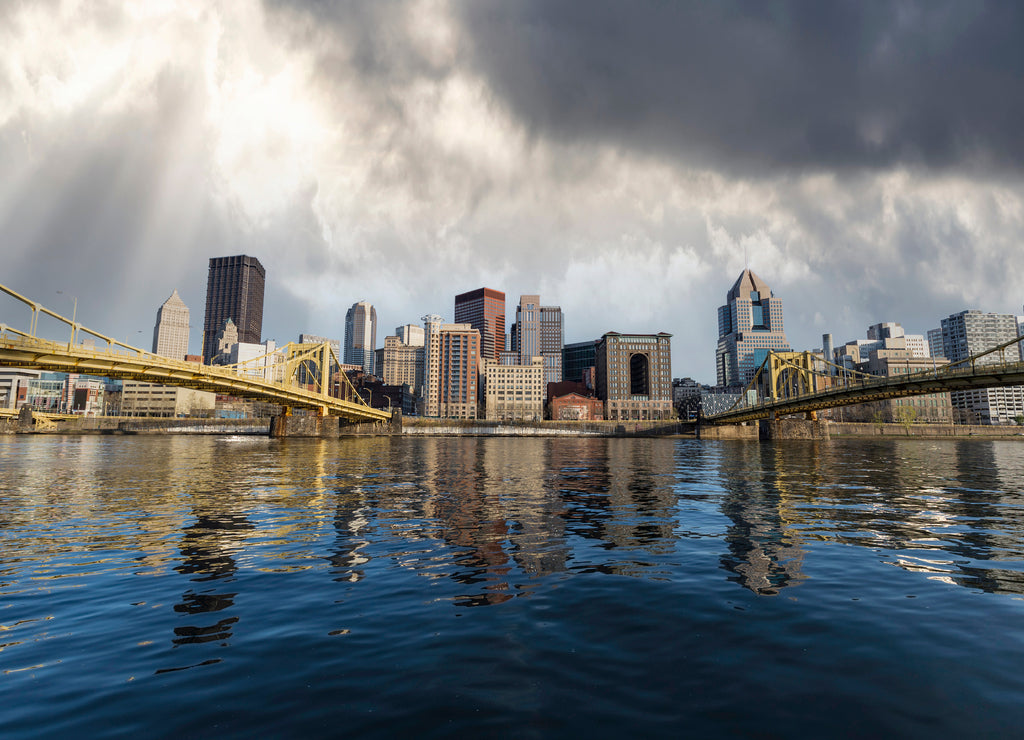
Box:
[453,0,1024,173]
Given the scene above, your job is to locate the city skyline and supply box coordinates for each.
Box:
[2,2,1024,382]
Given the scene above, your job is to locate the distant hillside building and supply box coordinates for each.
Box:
[152,289,190,360]
[716,269,790,388]
[203,255,265,363]
[596,332,673,421]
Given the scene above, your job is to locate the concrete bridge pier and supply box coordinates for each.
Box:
[270,410,403,438]
[758,417,830,440]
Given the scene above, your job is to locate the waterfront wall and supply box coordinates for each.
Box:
[697,423,759,440]
[0,413,270,435]
[829,421,1024,439]
[400,418,696,437]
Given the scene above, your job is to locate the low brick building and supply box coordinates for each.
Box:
[549,392,604,421]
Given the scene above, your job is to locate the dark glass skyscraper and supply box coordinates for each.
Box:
[202,255,265,363]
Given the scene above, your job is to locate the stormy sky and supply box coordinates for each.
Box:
[2,0,1022,382]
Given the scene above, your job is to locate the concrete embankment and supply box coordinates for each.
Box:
[268,415,697,438]
[1,413,270,435]
[401,419,696,437]
[828,421,1024,439]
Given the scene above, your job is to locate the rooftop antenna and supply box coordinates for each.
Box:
[743,242,749,270]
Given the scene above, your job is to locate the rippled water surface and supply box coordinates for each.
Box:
[3,435,1024,737]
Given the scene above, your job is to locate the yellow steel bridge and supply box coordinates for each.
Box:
[0,282,390,422]
[706,338,1024,424]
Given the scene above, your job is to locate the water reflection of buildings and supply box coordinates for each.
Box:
[724,439,1024,598]
[427,438,517,607]
[163,438,268,668]
[717,443,808,595]
[388,437,682,606]
[550,438,678,578]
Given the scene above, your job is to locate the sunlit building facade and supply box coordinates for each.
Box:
[596,332,673,421]
[715,269,790,388]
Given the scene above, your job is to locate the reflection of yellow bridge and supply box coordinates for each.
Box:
[707,340,1024,424]
[0,283,390,422]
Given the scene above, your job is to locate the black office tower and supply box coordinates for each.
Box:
[202,255,265,363]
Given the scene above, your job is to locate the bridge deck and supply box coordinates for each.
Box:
[0,335,391,422]
[707,360,1024,423]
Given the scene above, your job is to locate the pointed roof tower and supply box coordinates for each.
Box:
[727,268,773,302]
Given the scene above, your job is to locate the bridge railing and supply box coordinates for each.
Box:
[0,331,389,416]
[710,355,1024,420]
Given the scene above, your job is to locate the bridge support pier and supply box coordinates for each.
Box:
[269,410,403,438]
[759,418,830,441]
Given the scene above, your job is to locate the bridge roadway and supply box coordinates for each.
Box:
[706,360,1024,424]
[0,334,392,422]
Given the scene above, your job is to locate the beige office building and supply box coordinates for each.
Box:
[484,356,544,421]
[121,381,215,417]
[375,335,425,394]
[152,289,190,360]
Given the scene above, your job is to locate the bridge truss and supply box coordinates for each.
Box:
[0,282,391,422]
[706,337,1024,424]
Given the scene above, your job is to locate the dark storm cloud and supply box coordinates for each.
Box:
[452,0,1024,172]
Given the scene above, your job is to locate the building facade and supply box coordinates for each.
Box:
[345,301,377,376]
[549,392,604,421]
[563,340,597,384]
[539,305,564,385]
[422,317,481,418]
[595,332,673,420]
[454,288,505,363]
[203,255,265,363]
[121,381,216,417]
[940,310,1024,424]
[512,295,563,385]
[716,269,790,388]
[396,324,425,347]
[152,289,190,360]
[483,356,544,421]
[0,369,42,409]
[375,335,424,396]
[229,340,286,383]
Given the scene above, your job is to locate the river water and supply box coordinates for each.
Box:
[2,434,1024,737]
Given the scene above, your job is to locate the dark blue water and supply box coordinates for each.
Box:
[2,435,1024,737]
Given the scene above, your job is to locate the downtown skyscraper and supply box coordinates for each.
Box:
[715,269,790,388]
[454,287,505,363]
[511,295,563,384]
[344,300,377,375]
[152,289,190,360]
[202,255,265,363]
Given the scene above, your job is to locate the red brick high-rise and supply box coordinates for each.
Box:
[454,287,505,363]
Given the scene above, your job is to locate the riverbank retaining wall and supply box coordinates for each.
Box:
[829,421,1024,439]
[399,418,695,437]
[0,413,270,435]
